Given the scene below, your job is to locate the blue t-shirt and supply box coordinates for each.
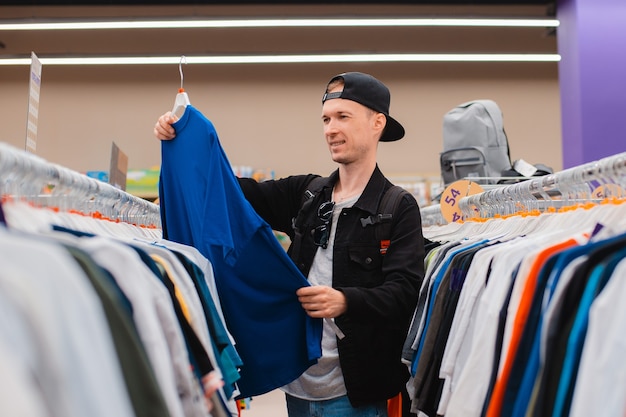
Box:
[159,105,322,398]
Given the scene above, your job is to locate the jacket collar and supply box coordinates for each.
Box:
[322,165,388,215]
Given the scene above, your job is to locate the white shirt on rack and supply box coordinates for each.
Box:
[0,228,136,417]
[443,237,536,417]
[78,236,208,417]
[569,259,626,417]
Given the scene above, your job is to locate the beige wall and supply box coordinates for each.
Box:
[0,4,562,185]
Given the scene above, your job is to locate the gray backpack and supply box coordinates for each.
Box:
[440,99,512,186]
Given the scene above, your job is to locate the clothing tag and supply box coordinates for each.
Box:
[589,222,617,242]
[380,239,390,255]
[237,398,250,410]
[513,159,538,177]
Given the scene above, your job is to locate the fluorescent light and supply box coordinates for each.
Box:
[0,53,561,66]
[0,17,560,31]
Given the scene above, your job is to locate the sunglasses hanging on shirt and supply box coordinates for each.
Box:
[313,201,335,249]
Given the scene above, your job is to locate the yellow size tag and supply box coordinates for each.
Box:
[440,180,484,223]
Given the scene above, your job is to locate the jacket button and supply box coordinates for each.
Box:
[365,257,372,264]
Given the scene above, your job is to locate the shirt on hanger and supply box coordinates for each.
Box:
[532,236,626,417]
[437,241,502,416]
[78,237,209,417]
[62,245,171,417]
[510,233,626,417]
[569,258,626,417]
[412,241,490,416]
[444,237,535,417]
[159,105,322,398]
[486,237,579,417]
[411,239,489,377]
[0,229,137,417]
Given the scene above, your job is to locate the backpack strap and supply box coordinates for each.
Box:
[290,176,327,256]
[360,185,409,255]
[303,176,327,203]
[291,176,326,229]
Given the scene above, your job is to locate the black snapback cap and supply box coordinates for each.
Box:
[322,72,405,142]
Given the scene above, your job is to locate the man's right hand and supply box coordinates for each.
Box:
[153,111,178,141]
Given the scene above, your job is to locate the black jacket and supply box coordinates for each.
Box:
[238,166,425,406]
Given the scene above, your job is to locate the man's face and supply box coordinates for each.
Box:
[321,94,384,165]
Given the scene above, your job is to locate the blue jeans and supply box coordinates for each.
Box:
[285,393,388,417]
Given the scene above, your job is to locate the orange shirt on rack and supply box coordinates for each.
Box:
[485,237,579,417]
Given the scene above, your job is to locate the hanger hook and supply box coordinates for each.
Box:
[179,55,187,91]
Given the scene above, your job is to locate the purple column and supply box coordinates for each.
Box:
[557,0,626,167]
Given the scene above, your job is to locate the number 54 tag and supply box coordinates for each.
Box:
[440,180,484,223]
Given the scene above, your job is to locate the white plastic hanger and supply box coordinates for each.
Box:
[171,55,190,119]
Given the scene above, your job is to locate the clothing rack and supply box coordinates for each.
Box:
[0,142,161,228]
[421,151,626,227]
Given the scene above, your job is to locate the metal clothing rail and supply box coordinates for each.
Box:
[421,151,626,227]
[0,142,161,228]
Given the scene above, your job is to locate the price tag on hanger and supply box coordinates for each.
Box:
[592,183,624,199]
[440,179,484,223]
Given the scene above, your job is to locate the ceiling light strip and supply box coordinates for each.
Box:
[0,54,561,66]
[0,18,560,31]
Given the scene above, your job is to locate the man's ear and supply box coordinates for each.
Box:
[374,112,387,135]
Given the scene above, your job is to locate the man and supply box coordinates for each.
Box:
[155,71,425,417]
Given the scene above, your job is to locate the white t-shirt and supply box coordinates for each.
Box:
[282,195,359,400]
[444,237,535,416]
[569,259,626,417]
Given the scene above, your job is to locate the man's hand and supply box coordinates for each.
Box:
[297,285,347,318]
[153,111,178,141]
